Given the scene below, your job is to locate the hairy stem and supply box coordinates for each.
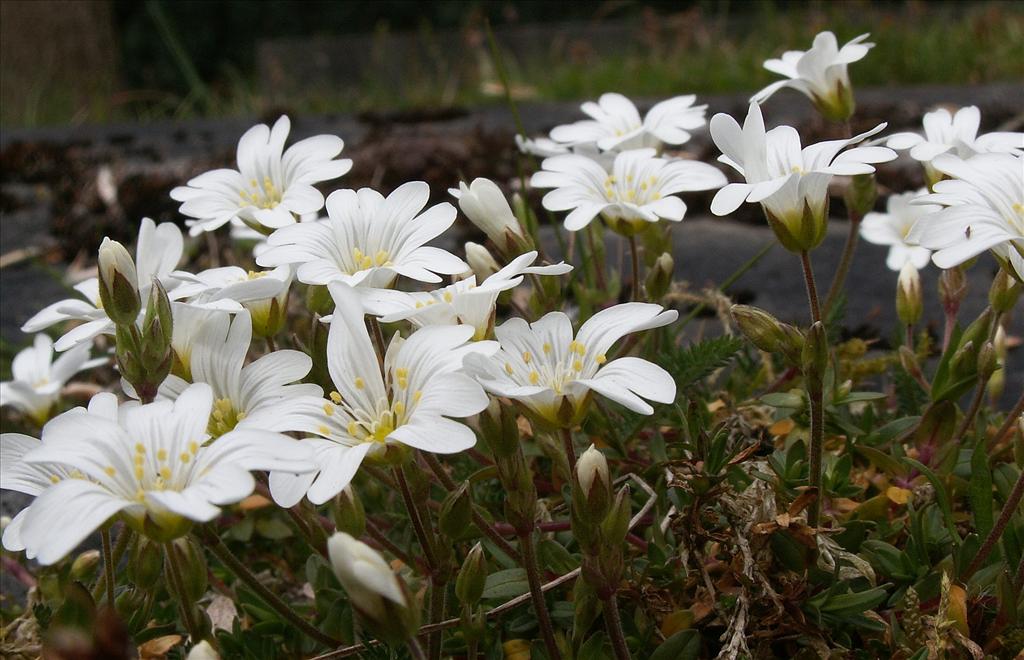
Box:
[561,426,578,474]
[407,636,427,660]
[420,452,522,563]
[603,593,632,660]
[800,249,824,527]
[198,529,340,648]
[427,577,447,660]
[800,251,822,324]
[822,211,862,314]
[91,525,131,601]
[393,466,439,572]
[100,529,115,606]
[519,530,562,660]
[628,234,641,302]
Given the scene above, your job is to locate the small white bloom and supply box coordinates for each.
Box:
[257,181,468,287]
[531,148,727,233]
[448,178,526,247]
[709,103,896,251]
[887,106,1024,164]
[267,282,495,506]
[576,444,610,496]
[859,190,937,271]
[465,241,501,280]
[159,311,321,436]
[171,116,352,235]
[548,93,707,152]
[464,303,677,426]
[327,531,407,622]
[21,218,184,351]
[0,335,101,425]
[515,134,570,158]
[171,264,293,337]
[752,31,873,121]
[906,153,1024,281]
[360,251,572,340]
[3,384,313,564]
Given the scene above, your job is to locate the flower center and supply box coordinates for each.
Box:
[239,176,283,210]
[208,397,246,437]
[128,439,202,500]
[506,340,606,395]
[350,247,392,273]
[602,175,662,206]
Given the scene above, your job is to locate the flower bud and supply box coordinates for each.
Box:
[70,549,101,582]
[988,269,1021,314]
[439,481,474,540]
[802,322,828,386]
[844,173,877,218]
[939,267,967,318]
[129,537,164,590]
[455,542,487,607]
[465,242,501,281]
[812,79,855,123]
[950,340,976,380]
[601,485,632,547]
[574,445,612,524]
[987,326,1007,402]
[452,178,530,254]
[306,285,335,316]
[98,237,141,325]
[164,537,208,602]
[959,308,993,353]
[327,532,419,645]
[330,485,366,537]
[186,641,221,660]
[898,345,926,382]
[479,398,520,458]
[644,252,674,301]
[976,341,998,382]
[732,304,804,364]
[762,196,829,254]
[896,263,923,327]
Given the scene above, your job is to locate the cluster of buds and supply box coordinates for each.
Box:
[571,446,632,599]
[99,238,173,402]
[327,532,420,647]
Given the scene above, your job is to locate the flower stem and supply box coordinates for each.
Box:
[91,525,131,601]
[822,211,862,314]
[420,453,522,563]
[164,541,203,642]
[197,529,341,648]
[799,251,822,324]
[427,577,446,660]
[561,426,578,474]
[407,636,427,660]
[602,593,632,660]
[952,313,1002,447]
[987,391,1024,452]
[518,530,562,660]
[100,528,115,606]
[587,225,608,292]
[393,466,439,572]
[628,234,641,301]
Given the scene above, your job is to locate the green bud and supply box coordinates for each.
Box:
[812,79,856,123]
[762,196,829,254]
[247,294,288,339]
[801,321,829,386]
[939,267,967,318]
[98,237,141,325]
[950,340,976,380]
[480,398,520,458]
[601,485,632,546]
[988,269,1021,313]
[306,284,335,316]
[330,485,366,537]
[644,252,674,301]
[455,542,487,607]
[844,173,877,218]
[70,550,101,582]
[129,537,164,590]
[732,304,804,362]
[439,481,474,540]
[896,263,923,327]
[573,445,612,525]
[898,346,926,382]
[165,537,208,602]
[976,341,998,382]
[960,308,993,353]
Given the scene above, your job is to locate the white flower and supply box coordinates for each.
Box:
[267,282,495,506]
[887,106,1024,163]
[21,218,184,350]
[859,190,937,271]
[159,311,321,436]
[360,251,572,340]
[906,153,1024,281]
[515,134,570,158]
[3,384,313,564]
[709,103,896,252]
[257,181,468,287]
[171,116,352,235]
[465,241,501,280]
[171,264,293,337]
[327,531,407,621]
[531,148,727,233]
[752,31,873,121]
[576,444,610,496]
[464,303,677,427]
[448,178,527,248]
[548,93,707,152]
[0,335,101,425]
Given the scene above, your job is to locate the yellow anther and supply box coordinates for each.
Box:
[136,489,146,501]
[398,377,408,389]
[134,467,144,480]
[189,441,199,454]
[415,301,424,308]
[319,425,331,435]
[393,401,405,416]
[347,421,359,436]
[505,362,514,375]
[573,359,583,371]
[522,351,532,364]
[596,353,607,364]
[354,377,365,389]
[529,370,540,384]
[374,250,390,266]
[329,391,343,404]
[236,411,247,421]
[543,343,552,354]
[413,390,423,403]
[157,449,168,462]
[135,443,145,454]
[159,466,172,481]
[323,403,334,416]
[443,291,453,303]
[50,475,60,484]
[396,368,408,379]
[179,452,191,463]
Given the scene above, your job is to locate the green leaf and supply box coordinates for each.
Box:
[650,629,701,660]
[904,458,961,545]
[537,539,576,575]
[834,391,886,405]
[482,568,529,601]
[577,631,610,660]
[853,445,908,477]
[969,445,994,536]
[819,586,889,615]
[661,335,744,391]
[255,516,293,540]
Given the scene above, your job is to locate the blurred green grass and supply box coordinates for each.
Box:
[3,0,1023,127]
